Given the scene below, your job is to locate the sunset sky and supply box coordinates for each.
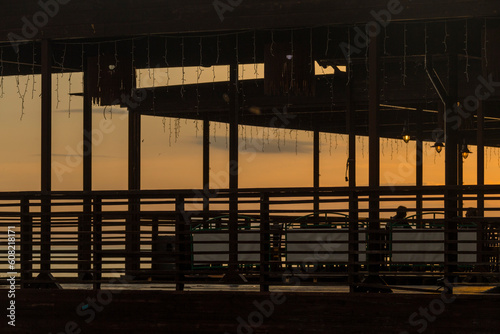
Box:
[0,64,496,193]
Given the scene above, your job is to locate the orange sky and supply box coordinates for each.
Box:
[0,65,496,193]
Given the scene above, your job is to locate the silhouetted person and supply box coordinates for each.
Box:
[386,206,411,229]
[464,207,478,228]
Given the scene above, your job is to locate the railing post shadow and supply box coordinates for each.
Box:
[175,195,187,291]
[126,193,140,277]
[260,193,270,292]
[79,192,92,280]
[348,191,359,293]
[93,196,102,290]
[20,197,32,289]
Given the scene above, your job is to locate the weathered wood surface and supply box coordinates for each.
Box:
[0,0,499,42]
[2,290,499,333]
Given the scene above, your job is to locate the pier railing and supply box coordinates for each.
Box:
[0,186,499,291]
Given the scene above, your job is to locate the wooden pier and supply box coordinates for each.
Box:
[0,0,500,332]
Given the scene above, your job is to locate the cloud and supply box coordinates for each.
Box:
[184,135,312,154]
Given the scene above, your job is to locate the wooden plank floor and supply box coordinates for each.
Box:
[2,290,500,333]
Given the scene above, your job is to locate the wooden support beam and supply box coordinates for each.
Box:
[92,197,102,290]
[1,1,497,43]
[477,23,487,267]
[228,49,239,275]
[80,58,92,278]
[477,24,486,216]
[203,115,210,226]
[83,60,92,193]
[128,109,141,191]
[313,129,320,213]
[41,39,52,274]
[368,33,381,277]
[347,66,359,292]
[444,48,459,284]
[416,106,424,227]
[127,108,141,275]
[260,193,270,292]
[175,196,186,291]
[20,197,32,288]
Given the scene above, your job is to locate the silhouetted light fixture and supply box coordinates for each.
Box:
[401,121,411,143]
[431,141,444,153]
[461,144,472,159]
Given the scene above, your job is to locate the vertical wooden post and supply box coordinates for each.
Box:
[92,196,102,290]
[368,33,381,277]
[41,39,52,274]
[203,115,210,227]
[313,130,320,214]
[228,38,239,276]
[175,196,186,291]
[458,146,464,215]
[20,197,32,288]
[347,62,359,292]
[127,108,141,275]
[444,46,459,286]
[80,57,92,279]
[151,216,159,275]
[477,23,487,266]
[260,193,270,292]
[416,106,424,227]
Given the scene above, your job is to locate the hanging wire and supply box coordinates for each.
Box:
[169,118,172,146]
[16,49,30,120]
[114,40,119,70]
[325,26,331,56]
[346,28,352,86]
[31,42,36,99]
[152,59,156,116]
[310,28,314,74]
[181,37,185,98]
[175,118,181,143]
[253,30,259,86]
[55,44,66,109]
[270,30,276,57]
[295,130,298,155]
[147,35,151,79]
[402,23,407,86]
[164,37,170,91]
[213,35,220,90]
[383,25,388,56]
[290,29,294,91]
[443,22,449,52]
[262,126,265,152]
[97,43,101,93]
[216,35,221,64]
[329,133,332,156]
[464,19,470,82]
[424,23,428,69]
[131,39,135,94]
[81,44,85,89]
[68,72,72,117]
[483,19,489,68]
[196,37,203,114]
[212,120,217,143]
[364,25,369,73]
[16,75,30,120]
[0,48,4,98]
